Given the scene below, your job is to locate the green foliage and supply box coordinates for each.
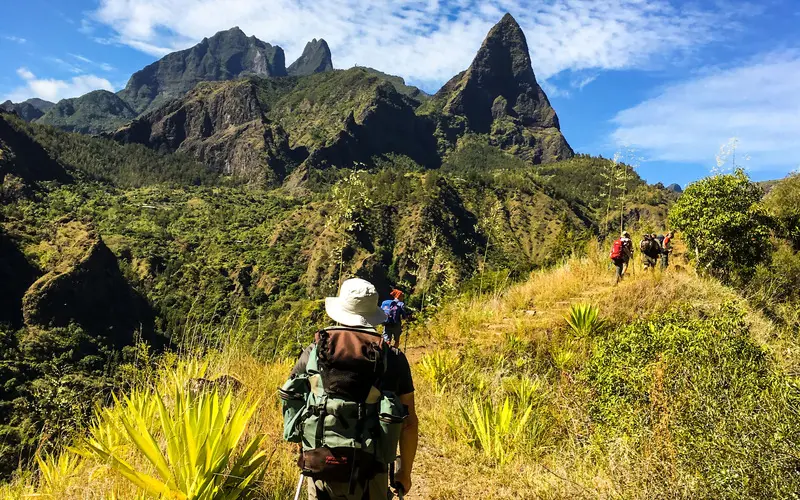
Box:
[5,115,217,188]
[419,350,462,394]
[763,173,800,249]
[564,303,603,337]
[584,305,800,497]
[669,170,771,283]
[79,386,267,499]
[456,397,533,465]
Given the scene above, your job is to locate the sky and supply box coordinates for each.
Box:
[1,0,799,188]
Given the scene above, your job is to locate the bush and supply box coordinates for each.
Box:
[668,170,771,284]
[583,305,800,497]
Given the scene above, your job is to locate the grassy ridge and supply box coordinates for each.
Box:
[4,240,798,498]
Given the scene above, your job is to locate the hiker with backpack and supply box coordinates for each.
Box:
[610,231,634,284]
[281,278,418,500]
[382,288,410,349]
[661,231,675,269]
[641,234,661,271]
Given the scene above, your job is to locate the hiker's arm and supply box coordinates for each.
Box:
[396,392,418,494]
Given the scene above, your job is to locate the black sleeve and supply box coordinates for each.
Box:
[394,351,415,396]
[290,344,314,378]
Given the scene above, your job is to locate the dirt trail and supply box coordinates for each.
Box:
[400,240,688,499]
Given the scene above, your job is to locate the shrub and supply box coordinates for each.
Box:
[668,170,771,283]
[583,305,800,497]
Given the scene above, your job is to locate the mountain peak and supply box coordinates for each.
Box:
[288,38,333,76]
[429,13,573,163]
[118,27,287,113]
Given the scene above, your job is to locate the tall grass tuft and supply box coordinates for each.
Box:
[78,385,268,499]
[565,303,604,337]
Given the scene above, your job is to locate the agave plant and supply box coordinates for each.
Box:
[36,452,84,491]
[79,385,267,500]
[458,397,533,465]
[565,303,604,337]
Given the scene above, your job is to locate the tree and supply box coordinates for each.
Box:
[763,173,800,250]
[668,170,771,283]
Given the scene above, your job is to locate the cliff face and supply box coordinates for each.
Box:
[421,13,573,163]
[0,230,39,327]
[21,221,155,347]
[113,78,300,185]
[118,27,288,114]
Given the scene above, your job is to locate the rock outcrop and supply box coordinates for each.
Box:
[36,90,137,135]
[113,78,301,184]
[118,27,287,114]
[287,39,333,76]
[21,221,155,346]
[422,13,573,163]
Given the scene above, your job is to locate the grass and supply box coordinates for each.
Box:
[4,239,799,499]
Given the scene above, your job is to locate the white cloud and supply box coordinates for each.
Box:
[89,0,741,91]
[3,35,27,44]
[17,67,35,80]
[611,51,800,171]
[5,67,115,102]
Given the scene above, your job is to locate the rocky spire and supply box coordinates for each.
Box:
[288,39,334,76]
[433,13,573,163]
[442,13,559,132]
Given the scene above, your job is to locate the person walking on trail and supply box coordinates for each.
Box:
[661,231,675,269]
[382,288,410,349]
[641,234,661,271]
[610,231,634,284]
[280,278,418,500]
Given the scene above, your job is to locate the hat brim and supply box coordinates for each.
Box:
[325,297,388,328]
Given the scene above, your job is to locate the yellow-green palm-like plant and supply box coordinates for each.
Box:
[419,350,462,394]
[36,452,84,491]
[80,386,267,500]
[565,303,604,337]
[458,397,533,465]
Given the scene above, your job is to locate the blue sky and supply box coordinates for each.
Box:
[1,0,799,188]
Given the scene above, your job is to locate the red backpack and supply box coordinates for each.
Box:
[610,239,624,260]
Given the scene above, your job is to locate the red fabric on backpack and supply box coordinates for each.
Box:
[610,239,624,260]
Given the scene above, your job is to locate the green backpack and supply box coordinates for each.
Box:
[280,327,406,484]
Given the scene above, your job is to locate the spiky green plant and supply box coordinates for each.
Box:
[419,350,462,394]
[565,303,603,337]
[458,397,533,465]
[79,385,267,500]
[36,452,84,491]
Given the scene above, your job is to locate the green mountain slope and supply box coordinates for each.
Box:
[36,90,137,135]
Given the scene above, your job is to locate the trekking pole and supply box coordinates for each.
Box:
[293,473,304,500]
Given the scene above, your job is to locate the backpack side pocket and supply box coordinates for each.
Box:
[279,374,310,443]
[377,391,406,464]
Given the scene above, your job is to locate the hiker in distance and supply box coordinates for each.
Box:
[382,288,411,349]
[610,231,634,284]
[280,278,418,500]
[641,234,661,271]
[661,231,675,269]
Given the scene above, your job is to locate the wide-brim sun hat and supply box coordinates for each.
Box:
[325,278,388,328]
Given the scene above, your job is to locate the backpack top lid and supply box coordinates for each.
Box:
[315,327,386,401]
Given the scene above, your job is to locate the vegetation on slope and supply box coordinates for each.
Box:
[3,240,799,499]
